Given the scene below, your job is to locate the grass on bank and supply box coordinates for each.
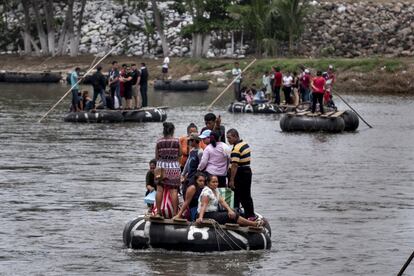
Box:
[179,57,406,74]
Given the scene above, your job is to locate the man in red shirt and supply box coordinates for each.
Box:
[310,71,326,114]
[273,67,282,105]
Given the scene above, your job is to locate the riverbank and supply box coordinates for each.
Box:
[0,55,413,94]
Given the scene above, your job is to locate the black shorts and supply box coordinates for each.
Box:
[203,211,239,225]
[124,87,132,99]
[162,67,168,74]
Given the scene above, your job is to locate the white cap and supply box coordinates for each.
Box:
[328,65,333,69]
[304,69,310,74]
[199,129,212,139]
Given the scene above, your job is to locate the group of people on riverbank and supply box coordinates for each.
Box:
[232,62,337,113]
[69,61,149,112]
[144,114,264,228]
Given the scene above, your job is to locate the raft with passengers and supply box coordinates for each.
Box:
[124,115,271,252]
[123,213,271,252]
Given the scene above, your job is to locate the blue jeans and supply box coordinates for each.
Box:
[92,88,106,108]
[71,89,79,111]
[300,87,310,102]
[110,83,121,108]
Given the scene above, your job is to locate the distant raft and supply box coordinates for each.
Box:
[0,71,61,83]
[280,110,359,133]
[123,215,272,252]
[64,108,167,123]
[228,102,295,113]
[154,80,209,91]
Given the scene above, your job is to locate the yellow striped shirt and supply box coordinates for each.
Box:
[231,140,251,166]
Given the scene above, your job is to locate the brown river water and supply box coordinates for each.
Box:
[0,83,413,276]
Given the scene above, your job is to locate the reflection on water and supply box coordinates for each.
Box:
[0,83,414,275]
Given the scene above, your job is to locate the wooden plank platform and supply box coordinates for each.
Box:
[331,111,346,118]
[147,217,189,226]
[306,112,320,117]
[146,217,264,233]
[296,111,310,116]
[320,111,336,118]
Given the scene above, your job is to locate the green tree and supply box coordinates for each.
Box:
[269,0,310,54]
[182,0,232,57]
[228,0,271,55]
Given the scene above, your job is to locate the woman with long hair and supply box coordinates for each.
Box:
[196,175,264,227]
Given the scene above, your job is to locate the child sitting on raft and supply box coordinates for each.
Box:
[196,175,264,227]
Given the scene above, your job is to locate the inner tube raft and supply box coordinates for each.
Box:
[0,71,61,83]
[123,216,271,252]
[228,102,298,114]
[64,108,167,123]
[154,80,209,91]
[280,110,359,133]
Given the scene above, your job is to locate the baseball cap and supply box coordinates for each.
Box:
[199,129,212,139]
[328,65,333,69]
[304,69,310,74]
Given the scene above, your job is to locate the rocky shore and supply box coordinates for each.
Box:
[1,1,414,58]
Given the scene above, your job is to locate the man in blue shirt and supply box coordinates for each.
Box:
[70,67,81,112]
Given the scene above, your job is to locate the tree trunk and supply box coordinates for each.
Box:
[29,35,41,56]
[57,0,74,55]
[67,0,75,56]
[21,1,32,55]
[150,0,169,56]
[241,29,244,50]
[43,0,55,56]
[288,28,293,54]
[71,0,86,56]
[31,1,48,55]
[191,33,203,58]
[231,31,234,55]
[201,34,211,57]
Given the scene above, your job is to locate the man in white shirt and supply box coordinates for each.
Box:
[162,56,170,80]
[232,62,242,101]
[282,72,293,105]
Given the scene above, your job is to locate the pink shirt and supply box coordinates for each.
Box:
[197,142,229,176]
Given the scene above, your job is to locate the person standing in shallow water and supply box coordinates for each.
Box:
[154,122,181,218]
[227,128,256,220]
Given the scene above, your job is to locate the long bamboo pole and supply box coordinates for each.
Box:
[332,91,373,128]
[207,58,257,110]
[38,37,127,123]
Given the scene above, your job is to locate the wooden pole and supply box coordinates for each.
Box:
[398,250,414,276]
[207,58,257,110]
[332,91,373,128]
[38,37,127,123]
